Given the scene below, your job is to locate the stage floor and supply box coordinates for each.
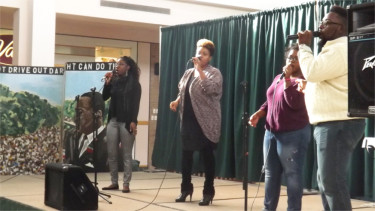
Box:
[0,171,374,211]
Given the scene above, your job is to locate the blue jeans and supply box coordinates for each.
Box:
[263,125,311,211]
[314,119,365,211]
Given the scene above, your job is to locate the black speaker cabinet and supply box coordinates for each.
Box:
[44,163,98,210]
[347,2,375,117]
[348,33,375,117]
[347,2,375,35]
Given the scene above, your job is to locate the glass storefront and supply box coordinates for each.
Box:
[55,35,137,66]
[0,30,137,66]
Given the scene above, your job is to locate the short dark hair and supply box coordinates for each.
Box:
[330,5,347,19]
[197,39,215,56]
[330,5,348,32]
[284,43,299,60]
[81,92,105,113]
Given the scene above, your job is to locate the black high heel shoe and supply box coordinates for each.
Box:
[175,190,193,202]
[199,194,214,206]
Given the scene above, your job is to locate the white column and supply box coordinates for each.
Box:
[30,0,56,66]
[12,1,32,65]
[12,0,56,66]
[135,42,150,167]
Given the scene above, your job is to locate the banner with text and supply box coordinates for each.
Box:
[0,66,64,175]
[64,62,115,172]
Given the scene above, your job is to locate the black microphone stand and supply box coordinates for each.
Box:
[240,81,250,211]
[73,95,81,165]
[90,87,112,204]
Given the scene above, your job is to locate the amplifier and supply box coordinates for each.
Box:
[348,33,375,117]
[44,163,98,210]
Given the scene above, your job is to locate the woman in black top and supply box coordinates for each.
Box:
[101,56,141,193]
[170,39,223,206]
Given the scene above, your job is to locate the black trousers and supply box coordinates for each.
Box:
[181,148,215,195]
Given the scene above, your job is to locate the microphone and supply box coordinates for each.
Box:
[189,54,201,61]
[287,31,320,40]
[279,72,285,80]
[240,81,248,89]
[240,81,248,93]
[70,95,80,108]
[277,72,285,84]
[101,70,117,81]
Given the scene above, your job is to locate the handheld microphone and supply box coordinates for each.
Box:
[279,72,285,80]
[102,70,117,81]
[280,72,285,80]
[276,72,286,84]
[287,31,320,40]
[189,54,201,61]
[112,69,117,76]
[69,95,80,108]
[240,81,248,92]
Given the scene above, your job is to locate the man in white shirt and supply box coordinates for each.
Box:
[296,5,366,211]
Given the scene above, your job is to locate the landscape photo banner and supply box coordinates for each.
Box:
[64,62,115,172]
[1,66,64,75]
[0,65,65,175]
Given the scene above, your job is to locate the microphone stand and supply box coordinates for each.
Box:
[90,87,112,204]
[240,81,249,211]
[73,95,80,165]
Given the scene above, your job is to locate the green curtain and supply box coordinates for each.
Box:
[152,0,375,201]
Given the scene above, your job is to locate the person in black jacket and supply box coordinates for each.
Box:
[101,56,141,193]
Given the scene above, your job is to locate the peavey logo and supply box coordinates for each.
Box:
[362,55,375,71]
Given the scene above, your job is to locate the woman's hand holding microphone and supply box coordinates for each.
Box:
[192,56,201,71]
[170,97,180,112]
[104,71,113,85]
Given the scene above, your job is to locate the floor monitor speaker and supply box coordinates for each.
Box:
[44,163,98,210]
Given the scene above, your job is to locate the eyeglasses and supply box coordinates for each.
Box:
[319,20,341,27]
[116,63,126,67]
[287,57,298,62]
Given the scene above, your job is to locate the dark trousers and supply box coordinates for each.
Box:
[181,148,215,195]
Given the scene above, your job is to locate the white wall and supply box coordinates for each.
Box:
[135,42,151,166]
[11,0,32,65]
[30,0,56,66]
[54,0,252,26]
